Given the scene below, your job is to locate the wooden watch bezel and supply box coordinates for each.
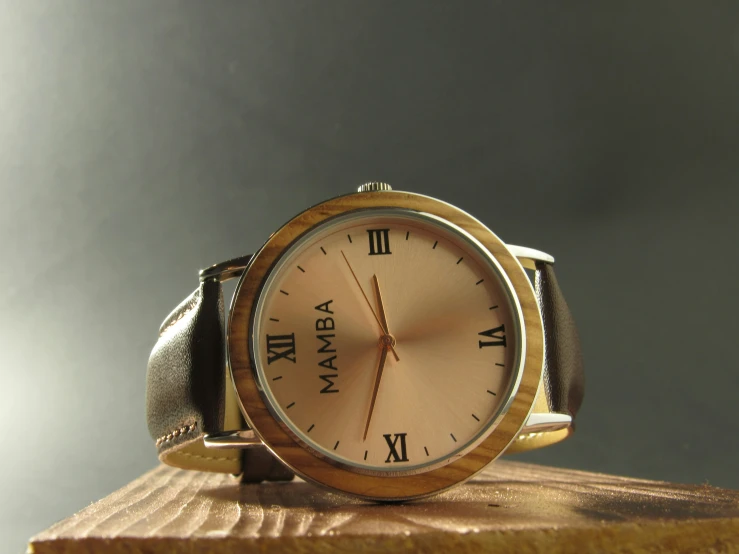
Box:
[228,191,544,500]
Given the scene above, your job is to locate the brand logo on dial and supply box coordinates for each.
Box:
[315,300,339,394]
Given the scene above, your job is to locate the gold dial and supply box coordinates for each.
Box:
[252,209,521,473]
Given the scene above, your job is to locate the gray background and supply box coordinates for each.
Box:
[1,1,738,551]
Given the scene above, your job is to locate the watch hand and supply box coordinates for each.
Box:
[340,250,399,361]
[371,274,391,333]
[363,343,389,442]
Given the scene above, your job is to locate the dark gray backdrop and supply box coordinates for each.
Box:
[2,2,738,552]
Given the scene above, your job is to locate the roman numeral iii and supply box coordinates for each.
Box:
[266,333,297,364]
[478,324,506,348]
[384,433,409,463]
[367,229,392,256]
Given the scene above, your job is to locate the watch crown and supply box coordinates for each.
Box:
[357,182,393,193]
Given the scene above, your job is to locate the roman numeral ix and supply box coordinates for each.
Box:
[266,333,297,364]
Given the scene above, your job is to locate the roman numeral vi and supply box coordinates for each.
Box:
[384,433,409,463]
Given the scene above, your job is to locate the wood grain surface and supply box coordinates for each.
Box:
[29,461,739,554]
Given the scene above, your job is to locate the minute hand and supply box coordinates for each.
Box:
[340,251,399,361]
[363,344,388,441]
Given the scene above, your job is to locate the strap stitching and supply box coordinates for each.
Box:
[174,451,239,463]
[157,422,238,464]
[155,421,197,446]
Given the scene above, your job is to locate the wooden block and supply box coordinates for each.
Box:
[29,461,739,554]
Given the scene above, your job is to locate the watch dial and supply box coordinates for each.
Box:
[252,210,520,473]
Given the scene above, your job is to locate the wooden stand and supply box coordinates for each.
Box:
[29,461,739,553]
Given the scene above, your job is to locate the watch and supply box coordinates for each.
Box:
[145,183,584,501]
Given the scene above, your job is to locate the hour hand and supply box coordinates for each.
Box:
[371,275,389,332]
[371,275,398,361]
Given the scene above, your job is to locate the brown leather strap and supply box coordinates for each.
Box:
[535,262,585,420]
[505,261,584,454]
[146,278,294,479]
[146,279,225,444]
[146,279,234,472]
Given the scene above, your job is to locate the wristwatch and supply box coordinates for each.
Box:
[146,183,584,501]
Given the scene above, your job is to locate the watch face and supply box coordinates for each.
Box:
[250,208,522,475]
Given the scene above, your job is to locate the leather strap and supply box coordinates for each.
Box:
[146,278,295,479]
[146,279,240,474]
[146,258,583,474]
[506,262,585,453]
[536,262,585,420]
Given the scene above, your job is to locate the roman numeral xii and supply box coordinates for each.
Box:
[266,333,297,364]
